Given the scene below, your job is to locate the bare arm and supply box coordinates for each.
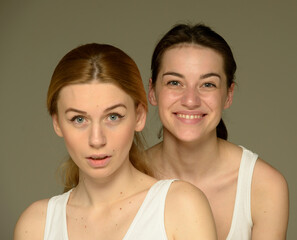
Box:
[251,159,289,240]
[14,199,48,240]
[165,181,217,240]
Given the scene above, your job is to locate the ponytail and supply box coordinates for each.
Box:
[57,157,79,193]
[216,119,228,140]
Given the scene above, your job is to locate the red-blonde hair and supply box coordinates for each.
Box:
[47,43,151,192]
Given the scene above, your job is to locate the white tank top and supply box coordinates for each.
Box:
[226,146,258,240]
[44,179,175,240]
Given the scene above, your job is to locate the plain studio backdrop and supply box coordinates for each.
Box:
[1,0,296,239]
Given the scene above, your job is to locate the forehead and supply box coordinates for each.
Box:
[161,45,224,73]
[57,82,134,110]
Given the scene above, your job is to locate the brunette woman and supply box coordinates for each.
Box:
[147,24,289,240]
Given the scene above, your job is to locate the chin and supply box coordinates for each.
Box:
[173,131,202,143]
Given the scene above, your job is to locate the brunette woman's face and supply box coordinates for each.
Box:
[149,45,234,143]
[52,81,146,180]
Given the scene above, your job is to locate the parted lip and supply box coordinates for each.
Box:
[86,154,111,160]
[174,110,205,115]
[173,111,207,120]
[176,114,203,119]
[174,111,206,116]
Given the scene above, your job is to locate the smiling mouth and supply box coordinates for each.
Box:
[176,113,204,119]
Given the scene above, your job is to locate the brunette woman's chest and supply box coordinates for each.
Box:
[199,172,238,240]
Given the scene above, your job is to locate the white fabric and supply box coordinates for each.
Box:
[226,146,258,240]
[44,179,175,240]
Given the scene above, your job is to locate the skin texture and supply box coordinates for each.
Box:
[147,45,289,240]
[14,81,217,240]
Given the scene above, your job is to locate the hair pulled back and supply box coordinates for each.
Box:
[47,43,150,192]
[151,23,237,139]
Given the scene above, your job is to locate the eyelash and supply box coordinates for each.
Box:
[167,80,181,86]
[70,115,86,124]
[107,113,124,121]
[203,82,216,88]
[69,113,125,127]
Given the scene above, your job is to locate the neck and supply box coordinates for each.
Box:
[71,161,142,208]
[153,128,223,182]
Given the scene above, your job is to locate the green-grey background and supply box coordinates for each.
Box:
[1,0,296,239]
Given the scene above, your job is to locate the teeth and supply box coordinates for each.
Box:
[177,114,202,119]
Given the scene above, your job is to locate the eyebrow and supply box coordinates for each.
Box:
[162,72,185,78]
[64,104,127,114]
[162,71,221,80]
[200,72,222,80]
[104,103,127,112]
[65,108,87,114]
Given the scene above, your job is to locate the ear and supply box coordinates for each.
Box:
[135,104,147,132]
[224,83,235,109]
[52,114,63,137]
[148,78,158,106]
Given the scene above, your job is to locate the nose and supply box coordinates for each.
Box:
[89,123,106,149]
[180,87,201,109]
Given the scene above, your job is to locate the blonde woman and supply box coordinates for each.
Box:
[14,43,216,240]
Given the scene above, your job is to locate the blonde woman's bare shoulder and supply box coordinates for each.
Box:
[14,198,49,240]
[165,181,217,240]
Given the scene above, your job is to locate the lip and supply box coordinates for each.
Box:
[174,111,206,123]
[86,154,111,168]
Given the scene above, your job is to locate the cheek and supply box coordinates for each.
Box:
[202,90,227,109]
[111,122,136,149]
[157,88,181,107]
[64,136,81,156]
[60,127,85,154]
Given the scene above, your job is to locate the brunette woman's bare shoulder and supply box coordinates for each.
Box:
[165,181,217,239]
[251,158,289,239]
[219,139,242,153]
[218,139,243,165]
[14,199,49,240]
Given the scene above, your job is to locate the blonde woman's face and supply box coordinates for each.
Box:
[149,45,234,142]
[52,82,146,180]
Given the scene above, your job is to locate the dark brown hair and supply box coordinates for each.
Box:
[151,23,237,140]
[47,43,150,191]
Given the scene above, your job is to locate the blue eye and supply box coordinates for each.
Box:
[167,80,180,86]
[203,82,216,88]
[109,114,119,121]
[108,113,124,121]
[70,116,85,124]
[76,117,84,123]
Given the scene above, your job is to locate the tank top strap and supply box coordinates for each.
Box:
[44,190,72,240]
[123,179,176,240]
[226,146,258,240]
[238,146,258,223]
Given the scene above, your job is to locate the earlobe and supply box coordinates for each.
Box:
[135,104,147,132]
[224,83,235,109]
[148,78,158,106]
[52,114,63,137]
